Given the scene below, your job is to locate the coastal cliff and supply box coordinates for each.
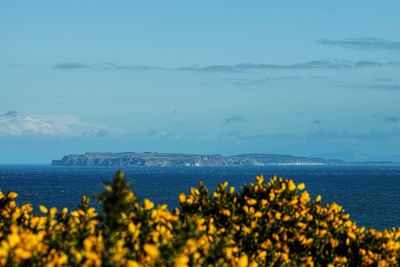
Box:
[51,152,344,166]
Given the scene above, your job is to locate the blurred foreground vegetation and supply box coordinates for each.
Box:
[0,171,399,266]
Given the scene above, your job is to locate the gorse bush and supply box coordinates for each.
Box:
[0,171,399,266]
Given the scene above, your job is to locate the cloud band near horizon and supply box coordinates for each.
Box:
[52,58,400,73]
[318,37,400,50]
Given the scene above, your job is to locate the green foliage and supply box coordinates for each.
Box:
[95,171,138,229]
[0,173,399,266]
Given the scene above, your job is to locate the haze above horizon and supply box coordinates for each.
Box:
[1,1,400,163]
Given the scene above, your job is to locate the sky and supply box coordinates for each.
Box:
[1,1,400,163]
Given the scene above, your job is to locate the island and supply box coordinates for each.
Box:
[51,152,345,167]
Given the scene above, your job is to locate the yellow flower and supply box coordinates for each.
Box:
[61,207,68,215]
[7,192,18,199]
[49,207,57,217]
[256,175,264,185]
[71,211,79,217]
[174,255,189,267]
[258,251,267,260]
[344,221,352,228]
[347,231,356,239]
[254,211,262,218]
[238,254,248,267]
[243,205,249,213]
[330,239,339,248]
[0,247,8,258]
[186,197,194,204]
[269,192,275,201]
[229,186,235,194]
[14,248,31,260]
[288,181,296,191]
[297,183,305,190]
[261,199,268,206]
[221,181,228,189]
[126,260,140,267]
[281,252,289,262]
[7,234,20,248]
[246,198,257,206]
[144,243,159,259]
[300,191,311,204]
[222,209,231,217]
[179,193,186,203]
[39,205,48,214]
[144,199,154,210]
[191,187,200,196]
[128,222,137,234]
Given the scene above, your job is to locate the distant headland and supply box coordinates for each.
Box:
[51,152,353,167]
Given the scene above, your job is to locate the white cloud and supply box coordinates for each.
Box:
[0,111,112,137]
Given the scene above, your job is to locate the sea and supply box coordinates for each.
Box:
[0,164,399,231]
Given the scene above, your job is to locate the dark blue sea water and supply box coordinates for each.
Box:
[1,165,400,230]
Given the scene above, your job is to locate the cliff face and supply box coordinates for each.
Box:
[51,152,344,167]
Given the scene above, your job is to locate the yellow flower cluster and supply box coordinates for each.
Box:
[0,172,399,266]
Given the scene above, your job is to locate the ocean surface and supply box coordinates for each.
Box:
[1,164,400,230]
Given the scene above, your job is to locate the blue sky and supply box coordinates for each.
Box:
[1,1,400,163]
